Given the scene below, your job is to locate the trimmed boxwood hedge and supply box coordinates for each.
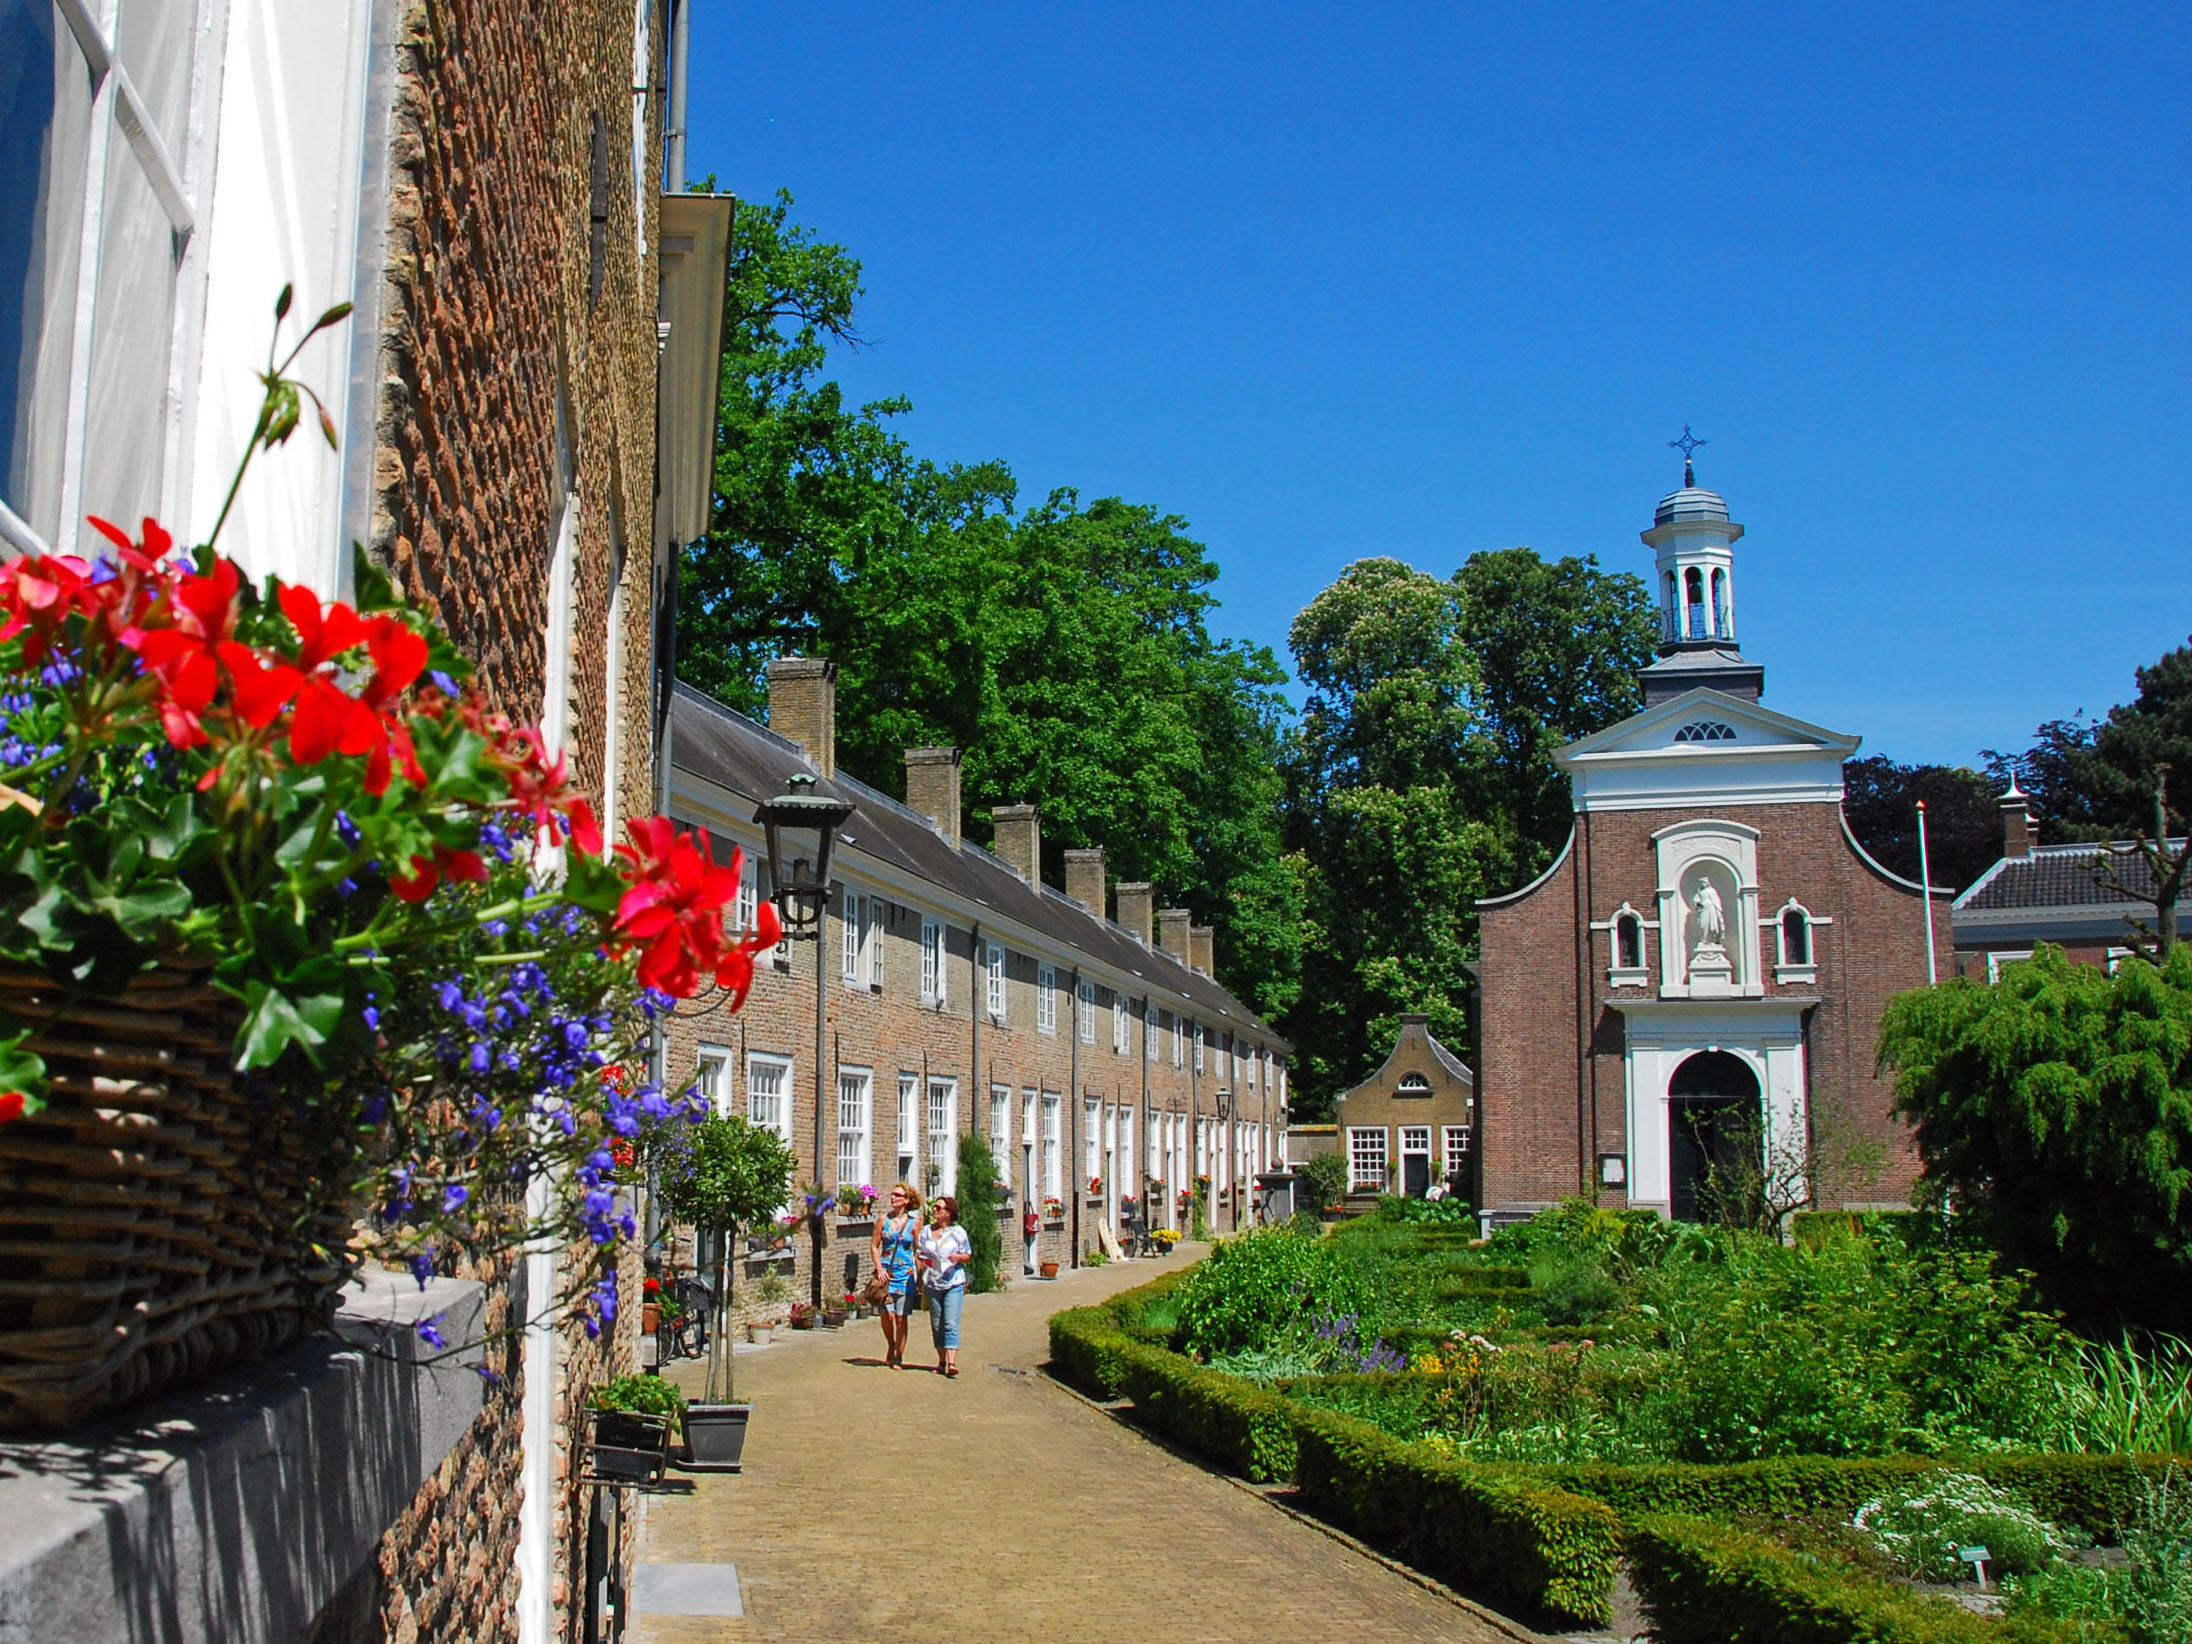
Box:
[1626,1513,2086,1644]
[1293,1406,1622,1626]
[1120,1343,1300,1483]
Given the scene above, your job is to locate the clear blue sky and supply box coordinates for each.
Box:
[685,2,2192,768]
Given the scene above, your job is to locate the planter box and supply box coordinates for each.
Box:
[1038,1261,1060,1280]
[0,958,351,1431]
[820,1309,848,1328]
[678,1402,750,1473]
[583,1408,672,1485]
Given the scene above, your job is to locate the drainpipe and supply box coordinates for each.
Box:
[1189,1017,1199,1240]
[665,0,690,192]
[1069,967,1081,1268]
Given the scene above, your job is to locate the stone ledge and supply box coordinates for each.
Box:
[0,1270,487,1644]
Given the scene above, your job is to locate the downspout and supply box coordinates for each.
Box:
[1140,998,1151,1240]
[666,0,690,192]
[1069,967,1081,1268]
[1189,1016,1199,1238]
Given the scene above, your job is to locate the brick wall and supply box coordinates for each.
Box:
[1481,801,1954,1216]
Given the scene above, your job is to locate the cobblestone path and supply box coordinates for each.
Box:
[635,1250,1527,1643]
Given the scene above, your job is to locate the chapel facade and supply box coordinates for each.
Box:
[1475,463,1953,1225]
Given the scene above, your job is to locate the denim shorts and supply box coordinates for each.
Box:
[927,1282,965,1349]
[882,1284,916,1317]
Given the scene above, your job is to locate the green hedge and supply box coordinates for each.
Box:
[1049,1304,1146,1400]
[1120,1344,1300,1483]
[1539,1450,2175,1539]
[1293,1406,1622,1626]
[1626,1513,2087,1644]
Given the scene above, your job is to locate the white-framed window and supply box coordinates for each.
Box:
[1084,1097,1101,1188]
[1986,948,2035,984]
[920,918,946,1005]
[985,941,1006,1020]
[696,1044,734,1117]
[736,857,758,936]
[1041,1093,1062,1200]
[1347,1127,1388,1192]
[841,888,862,982]
[1443,1125,1471,1178]
[1146,1108,1161,1181]
[865,894,885,986]
[836,1068,873,1195]
[1113,993,1129,1056]
[1194,1021,1205,1073]
[2107,946,2137,974]
[1245,1047,1258,1091]
[1036,964,1058,1034]
[927,1078,957,1194]
[746,1052,792,1141]
[896,1073,919,1184]
[1400,1125,1431,1187]
[1173,1015,1185,1068]
[1145,1002,1159,1062]
[1077,976,1096,1043]
[989,1085,1011,1149]
[1120,1106,1135,1196]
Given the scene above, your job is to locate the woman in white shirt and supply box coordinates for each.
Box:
[916,1194,972,1377]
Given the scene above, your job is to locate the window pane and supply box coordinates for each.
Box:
[0,5,94,541]
[117,0,195,159]
[82,139,176,534]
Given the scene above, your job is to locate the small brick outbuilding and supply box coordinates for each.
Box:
[1331,1015,1475,1201]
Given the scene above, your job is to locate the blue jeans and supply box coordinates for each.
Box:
[927,1283,965,1351]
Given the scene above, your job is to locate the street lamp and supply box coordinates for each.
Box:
[753,773,857,1307]
[1214,1085,1235,1231]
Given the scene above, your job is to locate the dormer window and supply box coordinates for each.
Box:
[1395,1072,1432,1097]
[1674,720,1737,743]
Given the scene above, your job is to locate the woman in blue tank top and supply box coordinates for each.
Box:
[870,1183,924,1370]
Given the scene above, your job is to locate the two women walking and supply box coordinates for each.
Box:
[868,1185,971,1375]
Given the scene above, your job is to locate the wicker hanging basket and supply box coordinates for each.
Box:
[0,959,352,1431]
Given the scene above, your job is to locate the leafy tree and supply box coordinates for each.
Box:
[1841,757,2002,893]
[657,1115,795,1401]
[957,1132,1005,1294]
[1983,715,2106,844]
[1878,944,2192,1338]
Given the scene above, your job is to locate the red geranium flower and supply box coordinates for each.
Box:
[389,844,490,903]
[502,727,604,856]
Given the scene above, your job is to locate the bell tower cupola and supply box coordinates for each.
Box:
[1637,428,1765,706]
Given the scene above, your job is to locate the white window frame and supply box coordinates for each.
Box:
[841,887,862,983]
[896,1072,919,1185]
[989,1085,1011,1150]
[836,1067,873,1196]
[1077,976,1096,1043]
[1772,898,1827,984]
[1041,1093,1062,1201]
[1443,1125,1471,1178]
[865,894,885,987]
[1036,963,1058,1035]
[1145,1001,1158,1062]
[1083,1097,1101,1189]
[1113,993,1129,1056]
[1985,948,2035,984]
[1173,1015,1185,1068]
[984,941,1006,1020]
[1400,1125,1432,1185]
[736,857,758,936]
[1194,1021,1205,1074]
[746,1052,793,1142]
[1347,1126,1388,1192]
[695,1044,734,1117]
[927,1078,957,1194]
[920,918,946,1005]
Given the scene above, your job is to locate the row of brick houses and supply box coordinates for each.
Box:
[662,660,1291,1310]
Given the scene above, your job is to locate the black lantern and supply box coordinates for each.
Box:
[753,773,856,939]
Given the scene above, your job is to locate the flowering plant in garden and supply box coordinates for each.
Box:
[0,291,781,1340]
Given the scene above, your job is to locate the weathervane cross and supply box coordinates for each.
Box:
[1669,425,1706,487]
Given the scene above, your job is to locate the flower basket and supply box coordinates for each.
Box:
[0,958,350,1430]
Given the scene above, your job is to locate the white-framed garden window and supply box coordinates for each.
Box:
[1112,992,1128,1055]
[1083,1097,1101,1189]
[1036,963,1057,1034]
[1040,1093,1062,1201]
[746,1052,792,1142]
[836,1067,872,1195]
[920,917,945,1006]
[1145,1002,1158,1062]
[989,1084,1010,1150]
[695,1043,734,1117]
[926,1078,956,1195]
[1347,1126,1387,1192]
[840,888,861,983]
[1443,1125,1471,1179]
[1076,976,1095,1043]
[1194,1021,1205,1073]
[984,941,1005,1020]
[866,896,885,986]
[896,1072,919,1185]
[1173,1015,1185,1068]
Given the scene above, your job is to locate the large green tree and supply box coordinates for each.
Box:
[1841,757,2002,893]
[1879,943,2192,1337]
[678,194,1295,1018]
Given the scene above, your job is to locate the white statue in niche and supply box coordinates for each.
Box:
[1689,877,1727,954]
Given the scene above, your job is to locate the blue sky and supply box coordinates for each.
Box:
[684,2,2192,768]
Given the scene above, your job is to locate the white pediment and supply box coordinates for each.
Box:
[1555,688,1860,813]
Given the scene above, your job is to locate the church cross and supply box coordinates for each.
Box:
[1669,425,1706,487]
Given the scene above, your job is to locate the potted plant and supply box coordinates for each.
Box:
[641,1276,663,1336]
[583,1373,685,1485]
[789,1301,818,1330]
[1039,1259,1060,1280]
[655,1114,795,1472]
[837,1183,876,1222]
[748,1272,790,1342]
[1041,1195,1065,1223]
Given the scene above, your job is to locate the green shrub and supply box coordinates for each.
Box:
[1434,1265,1531,1298]
[589,1373,687,1424]
[1534,1256,1621,1326]
[1172,1225,1370,1359]
[1121,1349,1300,1483]
[2050,1336,2192,1458]
[1286,1208,1325,1238]
[1373,1194,1475,1226]
[958,1133,1005,1293]
[1292,1406,1621,1625]
[1627,1512,2081,1644]
[1049,1305,1145,1400]
[1297,1150,1349,1211]
[1854,1474,2071,1580]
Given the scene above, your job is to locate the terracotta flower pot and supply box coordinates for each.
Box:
[641,1302,661,1334]
[1039,1260,1060,1280]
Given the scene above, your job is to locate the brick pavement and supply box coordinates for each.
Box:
[634,1251,1528,1643]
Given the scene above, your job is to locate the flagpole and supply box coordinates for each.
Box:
[1916,799,1938,984]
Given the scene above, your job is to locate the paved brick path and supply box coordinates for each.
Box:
[634,1250,1528,1643]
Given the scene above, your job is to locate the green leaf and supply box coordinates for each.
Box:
[236,983,346,1070]
[0,1016,47,1115]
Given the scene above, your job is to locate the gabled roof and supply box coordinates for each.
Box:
[1556,687,1860,765]
[1956,840,2189,914]
[1551,687,1859,813]
[1338,1016,1473,1104]
[668,683,1286,1049]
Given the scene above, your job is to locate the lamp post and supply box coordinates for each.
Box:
[1213,1085,1235,1232]
[753,773,857,1309]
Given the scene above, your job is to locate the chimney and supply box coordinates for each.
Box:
[1189,924,1214,976]
[992,803,1041,883]
[1157,907,1191,963]
[904,747,962,846]
[766,656,836,779]
[2000,778,2032,862]
[1064,847,1106,914]
[1116,882,1154,946]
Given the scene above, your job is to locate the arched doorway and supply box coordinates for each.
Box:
[1667,1051,1762,1223]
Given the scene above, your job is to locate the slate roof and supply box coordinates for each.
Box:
[1957,840,2189,914]
[669,682,1286,1049]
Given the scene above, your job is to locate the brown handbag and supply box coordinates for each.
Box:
[860,1267,890,1308]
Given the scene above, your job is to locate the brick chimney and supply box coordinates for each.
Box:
[1064,847,1106,914]
[992,803,1041,883]
[1999,778,2032,862]
[1188,924,1214,976]
[1157,907,1191,964]
[766,656,836,779]
[904,747,962,846]
[1115,882,1154,945]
